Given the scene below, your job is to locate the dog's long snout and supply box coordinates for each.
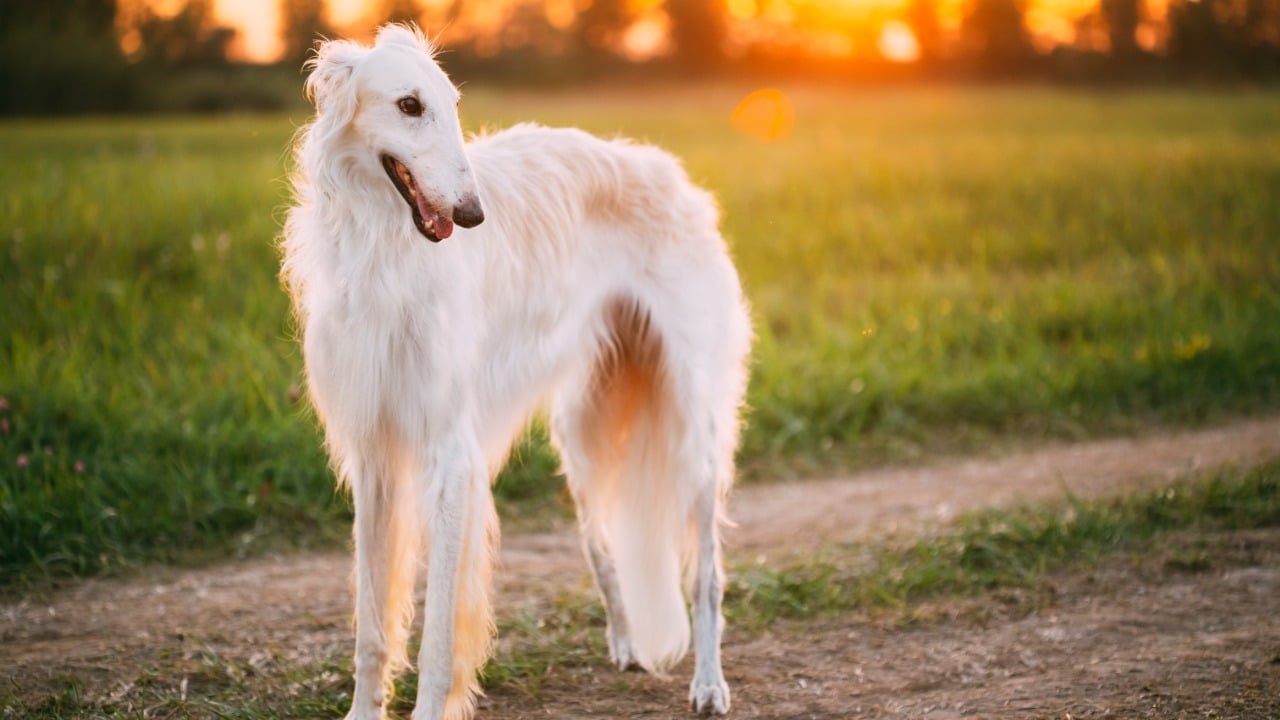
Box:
[453,195,485,229]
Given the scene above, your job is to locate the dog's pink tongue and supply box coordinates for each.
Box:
[415,195,454,240]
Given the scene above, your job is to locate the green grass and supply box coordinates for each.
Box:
[3,87,1280,584]
[727,459,1280,627]
[11,460,1275,718]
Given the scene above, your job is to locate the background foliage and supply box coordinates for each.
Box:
[4,0,1280,115]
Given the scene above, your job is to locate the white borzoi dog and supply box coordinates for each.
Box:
[281,24,751,720]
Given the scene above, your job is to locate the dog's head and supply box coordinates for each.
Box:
[306,25,484,242]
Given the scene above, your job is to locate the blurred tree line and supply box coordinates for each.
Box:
[3,0,1279,115]
[2,0,292,114]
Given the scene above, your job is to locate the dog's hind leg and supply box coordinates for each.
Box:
[347,445,419,720]
[688,459,730,715]
[582,519,639,669]
[654,290,746,715]
[551,387,639,671]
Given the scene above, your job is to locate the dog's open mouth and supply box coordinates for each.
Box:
[381,154,453,242]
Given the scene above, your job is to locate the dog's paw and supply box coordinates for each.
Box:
[689,677,731,715]
[608,630,642,671]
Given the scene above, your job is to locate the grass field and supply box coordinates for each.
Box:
[3,86,1279,584]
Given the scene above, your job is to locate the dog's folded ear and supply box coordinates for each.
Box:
[305,39,363,125]
[375,23,436,55]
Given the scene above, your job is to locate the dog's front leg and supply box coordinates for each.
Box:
[347,452,417,720]
[414,433,495,720]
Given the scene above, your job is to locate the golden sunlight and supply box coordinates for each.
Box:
[214,0,279,62]
[731,88,795,143]
[877,20,920,62]
[328,0,371,27]
[726,0,757,20]
[212,0,368,62]
[621,14,672,62]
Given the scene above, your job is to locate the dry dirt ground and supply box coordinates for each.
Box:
[4,417,1280,718]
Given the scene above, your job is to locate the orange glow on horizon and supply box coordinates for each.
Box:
[176,0,1154,64]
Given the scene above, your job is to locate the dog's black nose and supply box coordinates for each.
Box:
[453,196,485,229]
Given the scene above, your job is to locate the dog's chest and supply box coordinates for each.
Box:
[303,273,458,433]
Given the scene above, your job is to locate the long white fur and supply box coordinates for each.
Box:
[282,24,751,720]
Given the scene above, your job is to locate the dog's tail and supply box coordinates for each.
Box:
[599,414,693,674]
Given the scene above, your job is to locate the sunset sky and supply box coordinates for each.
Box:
[186,0,1155,63]
[214,0,367,61]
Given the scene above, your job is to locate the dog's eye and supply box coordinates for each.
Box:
[397,96,423,117]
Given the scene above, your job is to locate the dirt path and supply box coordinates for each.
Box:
[730,416,1279,554]
[4,416,1279,715]
[479,528,1280,719]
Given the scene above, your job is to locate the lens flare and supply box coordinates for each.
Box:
[731,88,795,143]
